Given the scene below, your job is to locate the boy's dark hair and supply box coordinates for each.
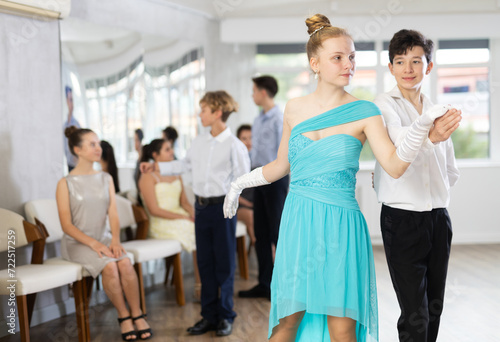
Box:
[65,85,72,98]
[135,128,144,142]
[236,124,252,139]
[252,75,278,98]
[162,126,178,144]
[388,29,434,64]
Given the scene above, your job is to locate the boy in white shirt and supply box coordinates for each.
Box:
[374,29,461,342]
[143,91,250,336]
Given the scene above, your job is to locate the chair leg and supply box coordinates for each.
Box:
[73,280,88,342]
[237,236,249,280]
[134,263,147,315]
[95,275,101,291]
[17,295,30,342]
[172,253,185,306]
[164,257,173,286]
[82,276,93,339]
[26,293,37,324]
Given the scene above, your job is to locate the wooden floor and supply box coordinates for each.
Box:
[3,244,499,341]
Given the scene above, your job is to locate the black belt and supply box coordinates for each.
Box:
[195,195,225,206]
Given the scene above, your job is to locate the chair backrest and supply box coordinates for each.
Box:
[115,195,136,229]
[0,208,47,264]
[25,199,64,244]
[118,189,139,206]
[115,194,151,240]
[0,208,29,251]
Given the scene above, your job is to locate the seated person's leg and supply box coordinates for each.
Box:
[237,207,255,245]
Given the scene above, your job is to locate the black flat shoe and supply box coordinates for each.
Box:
[187,318,217,335]
[118,316,137,341]
[238,284,270,299]
[132,314,153,340]
[216,319,233,336]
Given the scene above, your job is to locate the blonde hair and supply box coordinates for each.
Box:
[200,91,239,122]
[305,14,352,61]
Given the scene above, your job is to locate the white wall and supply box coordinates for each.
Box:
[0,14,62,215]
[204,23,257,131]
[0,11,66,337]
[357,164,500,245]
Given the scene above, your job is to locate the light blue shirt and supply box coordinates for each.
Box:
[63,116,80,167]
[250,105,283,169]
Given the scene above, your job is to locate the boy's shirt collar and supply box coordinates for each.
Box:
[388,86,432,110]
[206,127,232,143]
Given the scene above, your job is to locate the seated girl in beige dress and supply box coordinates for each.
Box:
[138,139,201,299]
[57,126,152,341]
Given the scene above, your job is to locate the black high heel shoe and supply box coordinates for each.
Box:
[117,316,137,341]
[132,314,153,340]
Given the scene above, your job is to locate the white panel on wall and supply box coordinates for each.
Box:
[0,13,63,214]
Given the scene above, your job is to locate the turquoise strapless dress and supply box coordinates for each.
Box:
[268,100,380,341]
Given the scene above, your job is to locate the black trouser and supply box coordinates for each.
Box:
[253,175,289,290]
[195,202,237,323]
[381,205,453,342]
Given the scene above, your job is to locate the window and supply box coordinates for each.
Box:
[256,39,491,162]
[168,50,206,159]
[80,49,205,164]
[435,40,490,159]
[256,45,312,111]
[85,57,144,165]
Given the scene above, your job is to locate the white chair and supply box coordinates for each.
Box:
[24,198,136,340]
[0,208,86,342]
[115,195,185,312]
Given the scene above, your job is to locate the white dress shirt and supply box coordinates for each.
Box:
[374,86,460,212]
[158,127,250,198]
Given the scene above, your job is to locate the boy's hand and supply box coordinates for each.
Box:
[140,162,155,173]
[223,185,241,219]
[429,108,462,143]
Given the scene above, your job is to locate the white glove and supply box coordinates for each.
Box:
[223,167,270,219]
[396,104,452,163]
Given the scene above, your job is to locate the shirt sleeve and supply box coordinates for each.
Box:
[158,147,192,175]
[374,94,435,151]
[231,139,251,181]
[446,139,460,187]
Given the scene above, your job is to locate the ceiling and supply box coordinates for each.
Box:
[61,0,500,66]
[159,0,500,18]
[60,17,177,65]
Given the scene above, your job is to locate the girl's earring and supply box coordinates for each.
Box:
[314,70,319,80]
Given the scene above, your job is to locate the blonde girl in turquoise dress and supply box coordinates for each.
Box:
[138,139,201,298]
[223,14,451,342]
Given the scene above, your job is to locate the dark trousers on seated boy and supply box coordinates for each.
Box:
[195,201,237,324]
